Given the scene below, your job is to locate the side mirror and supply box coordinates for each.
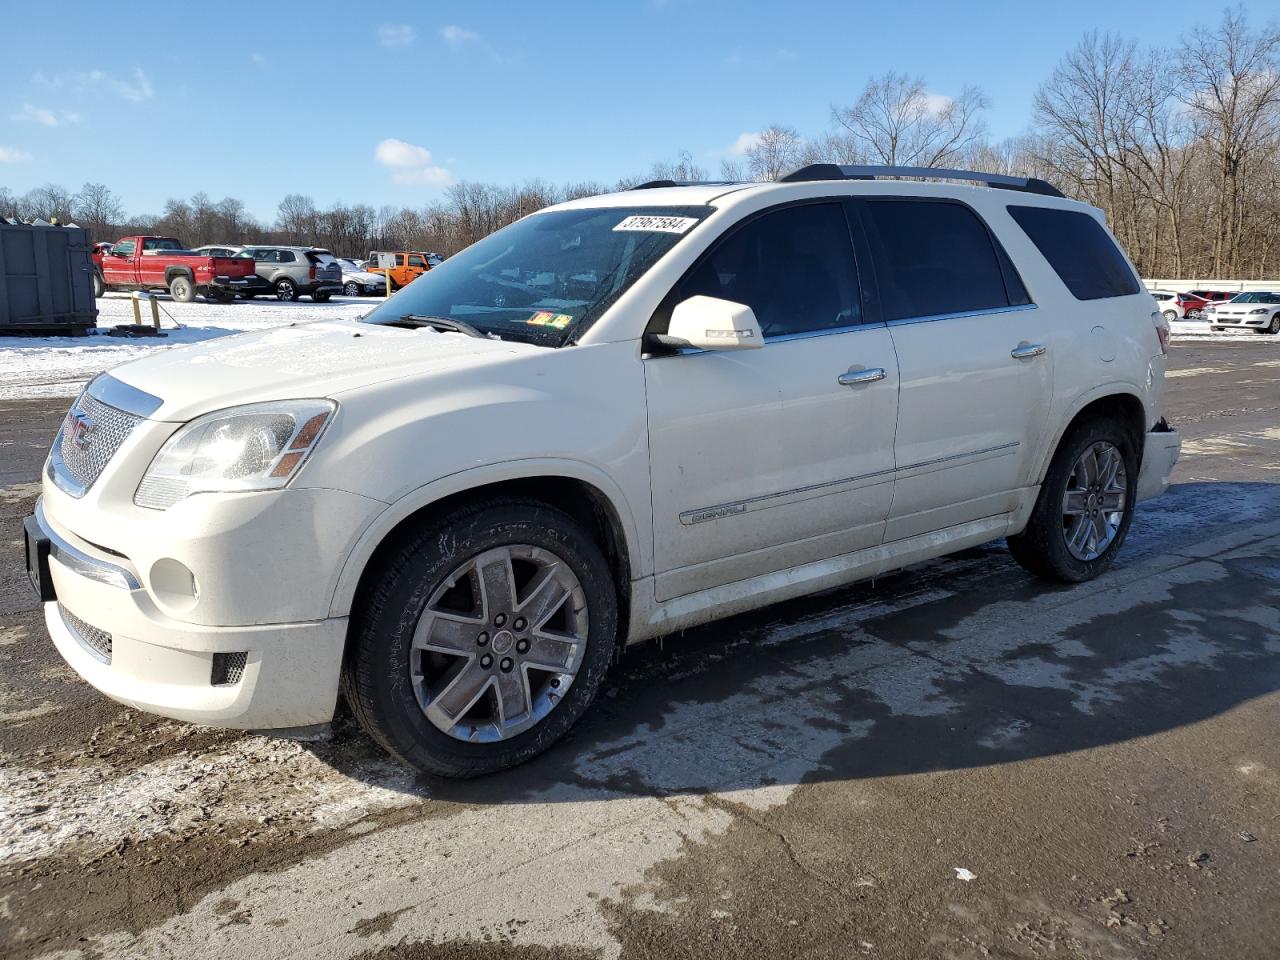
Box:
[659,295,763,352]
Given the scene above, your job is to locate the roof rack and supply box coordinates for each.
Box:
[779,164,1065,198]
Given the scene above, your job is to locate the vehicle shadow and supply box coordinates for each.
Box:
[318,479,1280,804]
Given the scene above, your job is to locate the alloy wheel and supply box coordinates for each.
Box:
[1061,441,1127,562]
[410,544,589,743]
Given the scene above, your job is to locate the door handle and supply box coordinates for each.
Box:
[1011,342,1047,360]
[837,367,887,386]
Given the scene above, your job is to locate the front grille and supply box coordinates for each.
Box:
[211,652,247,686]
[58,604,112,663]
[57,392,143,493]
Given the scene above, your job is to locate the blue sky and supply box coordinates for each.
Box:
[0,0,1258,222]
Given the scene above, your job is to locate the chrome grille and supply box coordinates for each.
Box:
[56,392,143,494]
[59,604,112,663]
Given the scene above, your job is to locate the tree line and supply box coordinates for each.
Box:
[2,7,1277,279]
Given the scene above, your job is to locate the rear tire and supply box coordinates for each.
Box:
[343,499,618,778]
[1162,309,1177,323]
[1008,418,1137,583]
[168,275,195,303]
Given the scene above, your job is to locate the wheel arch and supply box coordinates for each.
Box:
[1035,387,1148,484]
[164,266,194,286]
[329,461,641,633]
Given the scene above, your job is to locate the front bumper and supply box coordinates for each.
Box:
[210,274,272,296]
[30,499,351,728]
[1136,422,1181,501]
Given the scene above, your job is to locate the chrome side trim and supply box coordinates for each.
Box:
[885,303,1038,328]
[679,442,1020,525]
[86,374,164,418]
[35,499,141,591]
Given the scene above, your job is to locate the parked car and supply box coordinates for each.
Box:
[366,250,431,290]
[25,165,1180,778]
[93,235,269,302]
[1168,291,1210,320]
[1206,291,1280,334]
[1148,289,1184,321]
[338,258,388,297]
[240,245,343,302]
[190,244,247,259]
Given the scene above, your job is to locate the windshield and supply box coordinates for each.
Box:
[361,205,711,346]
[1230,292,1280,303]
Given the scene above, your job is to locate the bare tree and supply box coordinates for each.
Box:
[833,72,989,167]
[277,193,317,243]
[744,125,805,180]
[18,184,75,223]
[71,182,124,238]
[1177,6,1280,274]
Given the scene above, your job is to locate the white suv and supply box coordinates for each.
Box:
[25,165,1181,777]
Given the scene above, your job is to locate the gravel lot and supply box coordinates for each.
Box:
[2,320,1279,959]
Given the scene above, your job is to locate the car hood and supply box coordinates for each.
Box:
[109,319,542,421]
[346,270,384,283]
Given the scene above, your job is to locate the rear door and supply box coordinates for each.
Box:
[853,197,1051,542]
[645,200,900,601]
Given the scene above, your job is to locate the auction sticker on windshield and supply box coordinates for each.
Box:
[528,311,573,329]
[613,215,699,234]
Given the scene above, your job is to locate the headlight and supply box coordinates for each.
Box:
[1249,307,1268,314]
[135,400,336,510]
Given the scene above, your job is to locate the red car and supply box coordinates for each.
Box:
[1178,290,1234,320]
[92,235,271,303]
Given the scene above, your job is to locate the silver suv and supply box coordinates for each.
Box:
[241,246,343,302]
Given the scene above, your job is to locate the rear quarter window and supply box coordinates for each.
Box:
[1007,206,1140,301]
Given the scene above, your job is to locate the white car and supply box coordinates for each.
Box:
[1148,288,1186,321]
[26,165,1181,777]
[1206,292,1280,334]
[338,258,388,297]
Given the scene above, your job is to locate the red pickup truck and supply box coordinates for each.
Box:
[92,236,270,303]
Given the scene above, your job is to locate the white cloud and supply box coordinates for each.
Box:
[109,67,154,102]
[378,24,416,47]
[922,91,952,116]
[12,103,59,126]
[374,138,455,186]
[441,25,480,47]
[726,131,763,155]
[0,146,32,163]
[30,66,153,103]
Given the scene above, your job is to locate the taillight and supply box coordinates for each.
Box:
[1151,311,1169,355]
[309,265,316,281]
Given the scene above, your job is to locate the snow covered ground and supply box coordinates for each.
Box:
[0,292,377,400]
[1,295,1276,402]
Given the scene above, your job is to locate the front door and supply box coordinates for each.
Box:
[852,197,1052,541]
[645,201,900,602]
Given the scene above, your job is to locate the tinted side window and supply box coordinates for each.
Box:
[1007,205,1140,300]
[114,240,135,257]
[674,202,860,338]
[859,200,1012,321]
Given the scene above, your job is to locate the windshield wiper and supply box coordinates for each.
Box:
[391,314,486,338]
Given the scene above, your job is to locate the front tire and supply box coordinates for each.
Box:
[1008,419,1137,583]
[91,269,104,298]
[1162,309,1178,323]
[343,281,361,297]
[168,275,195,303]
[343,500,618,778]
[275,278,298,302]
[1263,315,1280,335]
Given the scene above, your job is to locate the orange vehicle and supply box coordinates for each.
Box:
[366,250,431,290]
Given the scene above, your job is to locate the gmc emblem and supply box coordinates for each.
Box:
[68,411,96,450]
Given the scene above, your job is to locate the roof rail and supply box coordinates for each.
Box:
[779,164,1065,198]
[631,179,738,190]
